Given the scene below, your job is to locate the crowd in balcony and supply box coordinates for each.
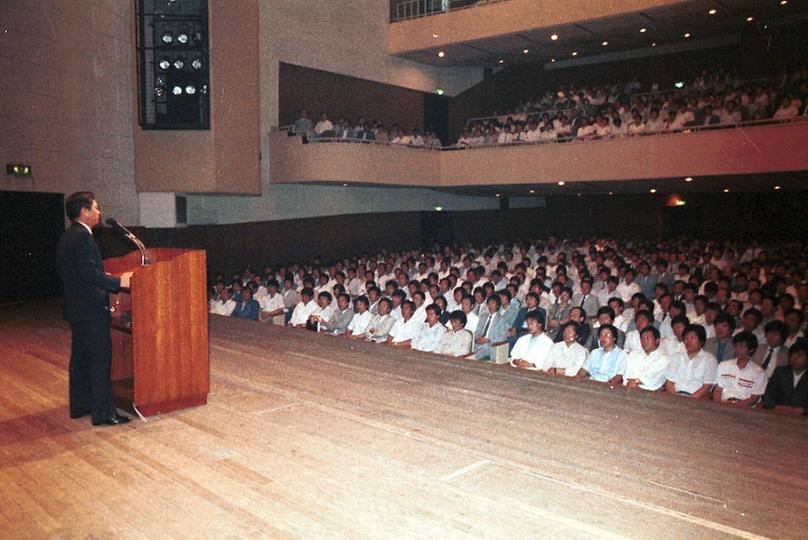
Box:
[456,65,808,147]
[292,110,442,148]
[208,237,808,416]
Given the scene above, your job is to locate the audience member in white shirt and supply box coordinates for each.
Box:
[510,312,554,370]
[624,326,670,391]
[412,304,447,353]
[665,324,718,399]
[345,296,373,338]
[289,287,318,328]
[547,321,589,376]
[363,298,396,343]
[313,112,334,136]
[209,288,236,317]
[435,310,474,357]
[387,301,420,347]
[713,331,768,407]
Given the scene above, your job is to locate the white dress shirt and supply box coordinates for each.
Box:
[546,340,589,376]
[347,311,372,335]
[412,322,446,352]
[716,359,767,401]
[624,348,670,391]
[509,332,554,370]
[289,300,318,326]
[666,349,718,394]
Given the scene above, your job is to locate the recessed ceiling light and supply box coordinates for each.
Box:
[774,185,781,190]
[651,42,657,47]
[780,0,788,5]
[529,189,535,193]
[683,32,691,38]
[602,41,608,46]
[557,181,565,186]
[550,58,556,63]
[571,51,578,56]
[708,9,717,15]
[685,176,693,182]
[495,193,501,197]
[434,206,443,211]
[342,183,348,187]
[432,33,438,38]
[608,191,614,196]
[498,59,505,64]
[723,188,730,193]
[550,34,559,41]
[650,188,657,194]
[437,51,445,58]
[523,48,529,54]
[746,16,754,22]
[640,27,647,33]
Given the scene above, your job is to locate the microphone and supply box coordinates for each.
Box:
[105,217,151,266]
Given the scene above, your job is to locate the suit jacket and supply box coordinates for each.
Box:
[762,366,808,413]
[751,345,789,376]
[704,337,734,362]
[511,306,547,332]
[56,222,121,322]
[231,299,260,320]
[571,293,599,319]
[475,310,507,344]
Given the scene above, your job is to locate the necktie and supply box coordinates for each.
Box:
[481,315,492,338]
[662,312,668,321]
[580,295,587,308]
[762,348,774,370]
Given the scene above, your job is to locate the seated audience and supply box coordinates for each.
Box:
[547,321,590,376]
[388,301,420,347]
[363,298,396,343]
[576,325,627,385]
[761,341,808,415]
[289,287,317,328]
[231,287,260,321]
[345,296,372,337]
[411,304,446,353]
[435,310,474,357]
[751,320,790,378]
[319,293,354,335]
[474,294,508,361]
[209,287,236,317]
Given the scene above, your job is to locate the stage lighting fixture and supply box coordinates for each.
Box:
[185,85,196,95]
[193,31,203,43]
[191,58,203,70]
[155,87,164,97]
[172,86,182,95]
[158,59,170,70]
[173,58,184,69]
[156,76,166,87]
[6,163,32,177]
[161,33,173,44]
[435,88,445,95]
[675,81,685,88]
[177,33,189,44]
[200,85,208,94]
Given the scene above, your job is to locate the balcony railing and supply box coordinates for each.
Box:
[390,0,510,22]
[277,116,808,152]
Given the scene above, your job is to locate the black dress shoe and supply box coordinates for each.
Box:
[92,414,131,426]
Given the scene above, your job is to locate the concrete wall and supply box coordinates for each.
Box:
[185,0,484,225]
[0,0,138,223]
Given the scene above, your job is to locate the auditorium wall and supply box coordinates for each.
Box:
[0,0,139,224]
[184,0,484,225]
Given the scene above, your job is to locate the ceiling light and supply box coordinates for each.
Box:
[550,58,556,63]
[173,58,184,69]
[640,27,647,33]
[498,59,505,64]
[723,188,730,193]
[550,34,559,41]
[171,86,182,95]
[708,9,717,15]
[608,191,614,196]
[683,32,691,38]
[495,193,501,197]
[158,59,170,70]
[432,33,438,38]
[649,188,657,194]
[435,88,445,96]
[529,189,535,193]
[437,51,445,58]
[191,58,203,70]
[185,85,196,95]
[780,0,788,5]
[774,185,781,190]
[523,48,529,54]
[435,206,443,211]
[675,81,685,88]
[342,183,348,187]
[746,16,754,22]
[602,41,608,46]
[161,33,173,44]
[557,181,565,186]
[571,51,578,56]
[651,42,657,47]
[685,176,693,182]
[177,33,189,44]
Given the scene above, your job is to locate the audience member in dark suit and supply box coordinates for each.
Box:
[751,320,790,379]
[761,340,808,415]
[231,287,261,320]
[56,191,132,426]
[554,306,592,349]
[508,292,546,350]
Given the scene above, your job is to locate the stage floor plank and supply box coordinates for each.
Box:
[1,302,807,538]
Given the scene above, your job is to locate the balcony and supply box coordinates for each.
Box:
[269,119,808,192]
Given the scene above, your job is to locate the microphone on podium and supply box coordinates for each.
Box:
[105,218,151,266]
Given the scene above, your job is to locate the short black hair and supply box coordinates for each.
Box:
[733,331,758,353]
[450,310,467,327]
[713,312,736,330]
[764,320,788,342]
[597,324,618,342]
[684,324,707,346]
[525,311,544,327]
[640,326,660,341]
[65,191,95,221]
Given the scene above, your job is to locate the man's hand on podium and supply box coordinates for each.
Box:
[120,271,133,289]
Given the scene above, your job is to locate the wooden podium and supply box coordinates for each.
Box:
[103,248,209,417]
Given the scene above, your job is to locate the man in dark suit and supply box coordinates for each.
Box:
[761,341,808,415]
[508,292,546,350]
[57,192,132,426]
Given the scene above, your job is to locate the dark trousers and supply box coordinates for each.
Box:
[69,318,115,422]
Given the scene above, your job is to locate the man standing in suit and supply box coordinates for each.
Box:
[57,192,132,426]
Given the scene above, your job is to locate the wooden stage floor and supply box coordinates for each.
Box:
[1,301,807,539]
